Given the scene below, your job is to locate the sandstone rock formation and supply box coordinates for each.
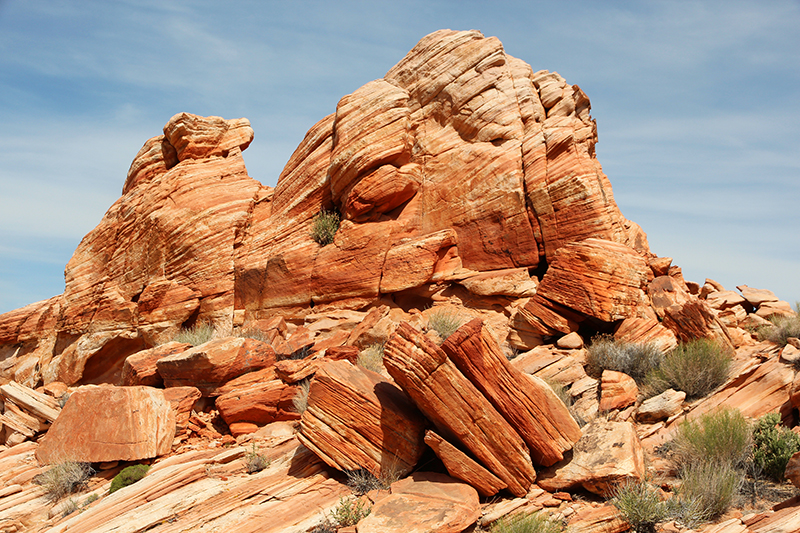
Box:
[0,27,799,533]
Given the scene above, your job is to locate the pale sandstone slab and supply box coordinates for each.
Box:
[357,472,481,533]
[536,420,645,497]
[636,389,685,423]
[36,386,175,464]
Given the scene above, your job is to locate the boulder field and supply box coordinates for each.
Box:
[1,29,799,533]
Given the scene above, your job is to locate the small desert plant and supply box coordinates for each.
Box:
[60,497,80,517]
[357,343,385,373]
[310,519,337,533]
[489,510,565,533]
[231,326,271,343]
[610,479,668,533]
[109,464,151,493]
[644,338,731,400]
[586,336,664,382]
[243,444,270,474]
[330,496,371,527]
[344,468,396,496]
[172,322,216,346]
[757,314,800,347]
[427,309,463,343]
[671,408,752,470]
[293,379,311,414]
[676,461,743,520]
[664,494,711,529]
[34,461,95,502]
[752,412,800,481]
[84,493,99,505]
[310,209,340,246]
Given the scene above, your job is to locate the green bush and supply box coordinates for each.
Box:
[644,338,731,400]
[172,322,216,346]
[34,461,94,502]
[109,464,150,494]
[586,336,664,382]
[310,209,340,246]
[427,309,463,343]
[489,511,564,533]
[243,444,270,474]
[330,496,371,527]
[757,313,800,347]
[752,412,800,481]
[610,479,668,533]
[357,343,385,373]
[677,461,742,520]
[671,408,752,470]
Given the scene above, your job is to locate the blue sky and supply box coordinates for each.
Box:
[1,0,798,314]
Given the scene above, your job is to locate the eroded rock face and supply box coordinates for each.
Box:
[35,386,175,464]
[1,30,644,389]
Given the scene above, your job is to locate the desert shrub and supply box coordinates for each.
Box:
[357,343,385,373]
[489,510,564,533]
[34,461,94,502]
[109,464,151,493]
[60,497,79,517]
[310,209,340,246]
[664,495,711,530]
[243,444,270,474]
[427,309,463,343]
[677,461,742,520]
[644,338,731,400]
[610,479,668,533]
[231,326,271,343]
[173,322,216,346]
[345,468,389,496]
[293,379,310,414]
[330,496,371,527]
[586,336,663,382]
[671,408,752,470]
[752,412,800,481]
[757,314,800,347]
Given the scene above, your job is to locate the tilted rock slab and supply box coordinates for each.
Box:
[36,386,175,464]
[298,359,426,479]
[383,322,537,497]
[216,379,300,437]
[441,318,581,466]
[155,337,276,396]
[424,430,507,497]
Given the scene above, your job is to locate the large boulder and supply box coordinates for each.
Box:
[36,386,175,464]
[536,420,645,497]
